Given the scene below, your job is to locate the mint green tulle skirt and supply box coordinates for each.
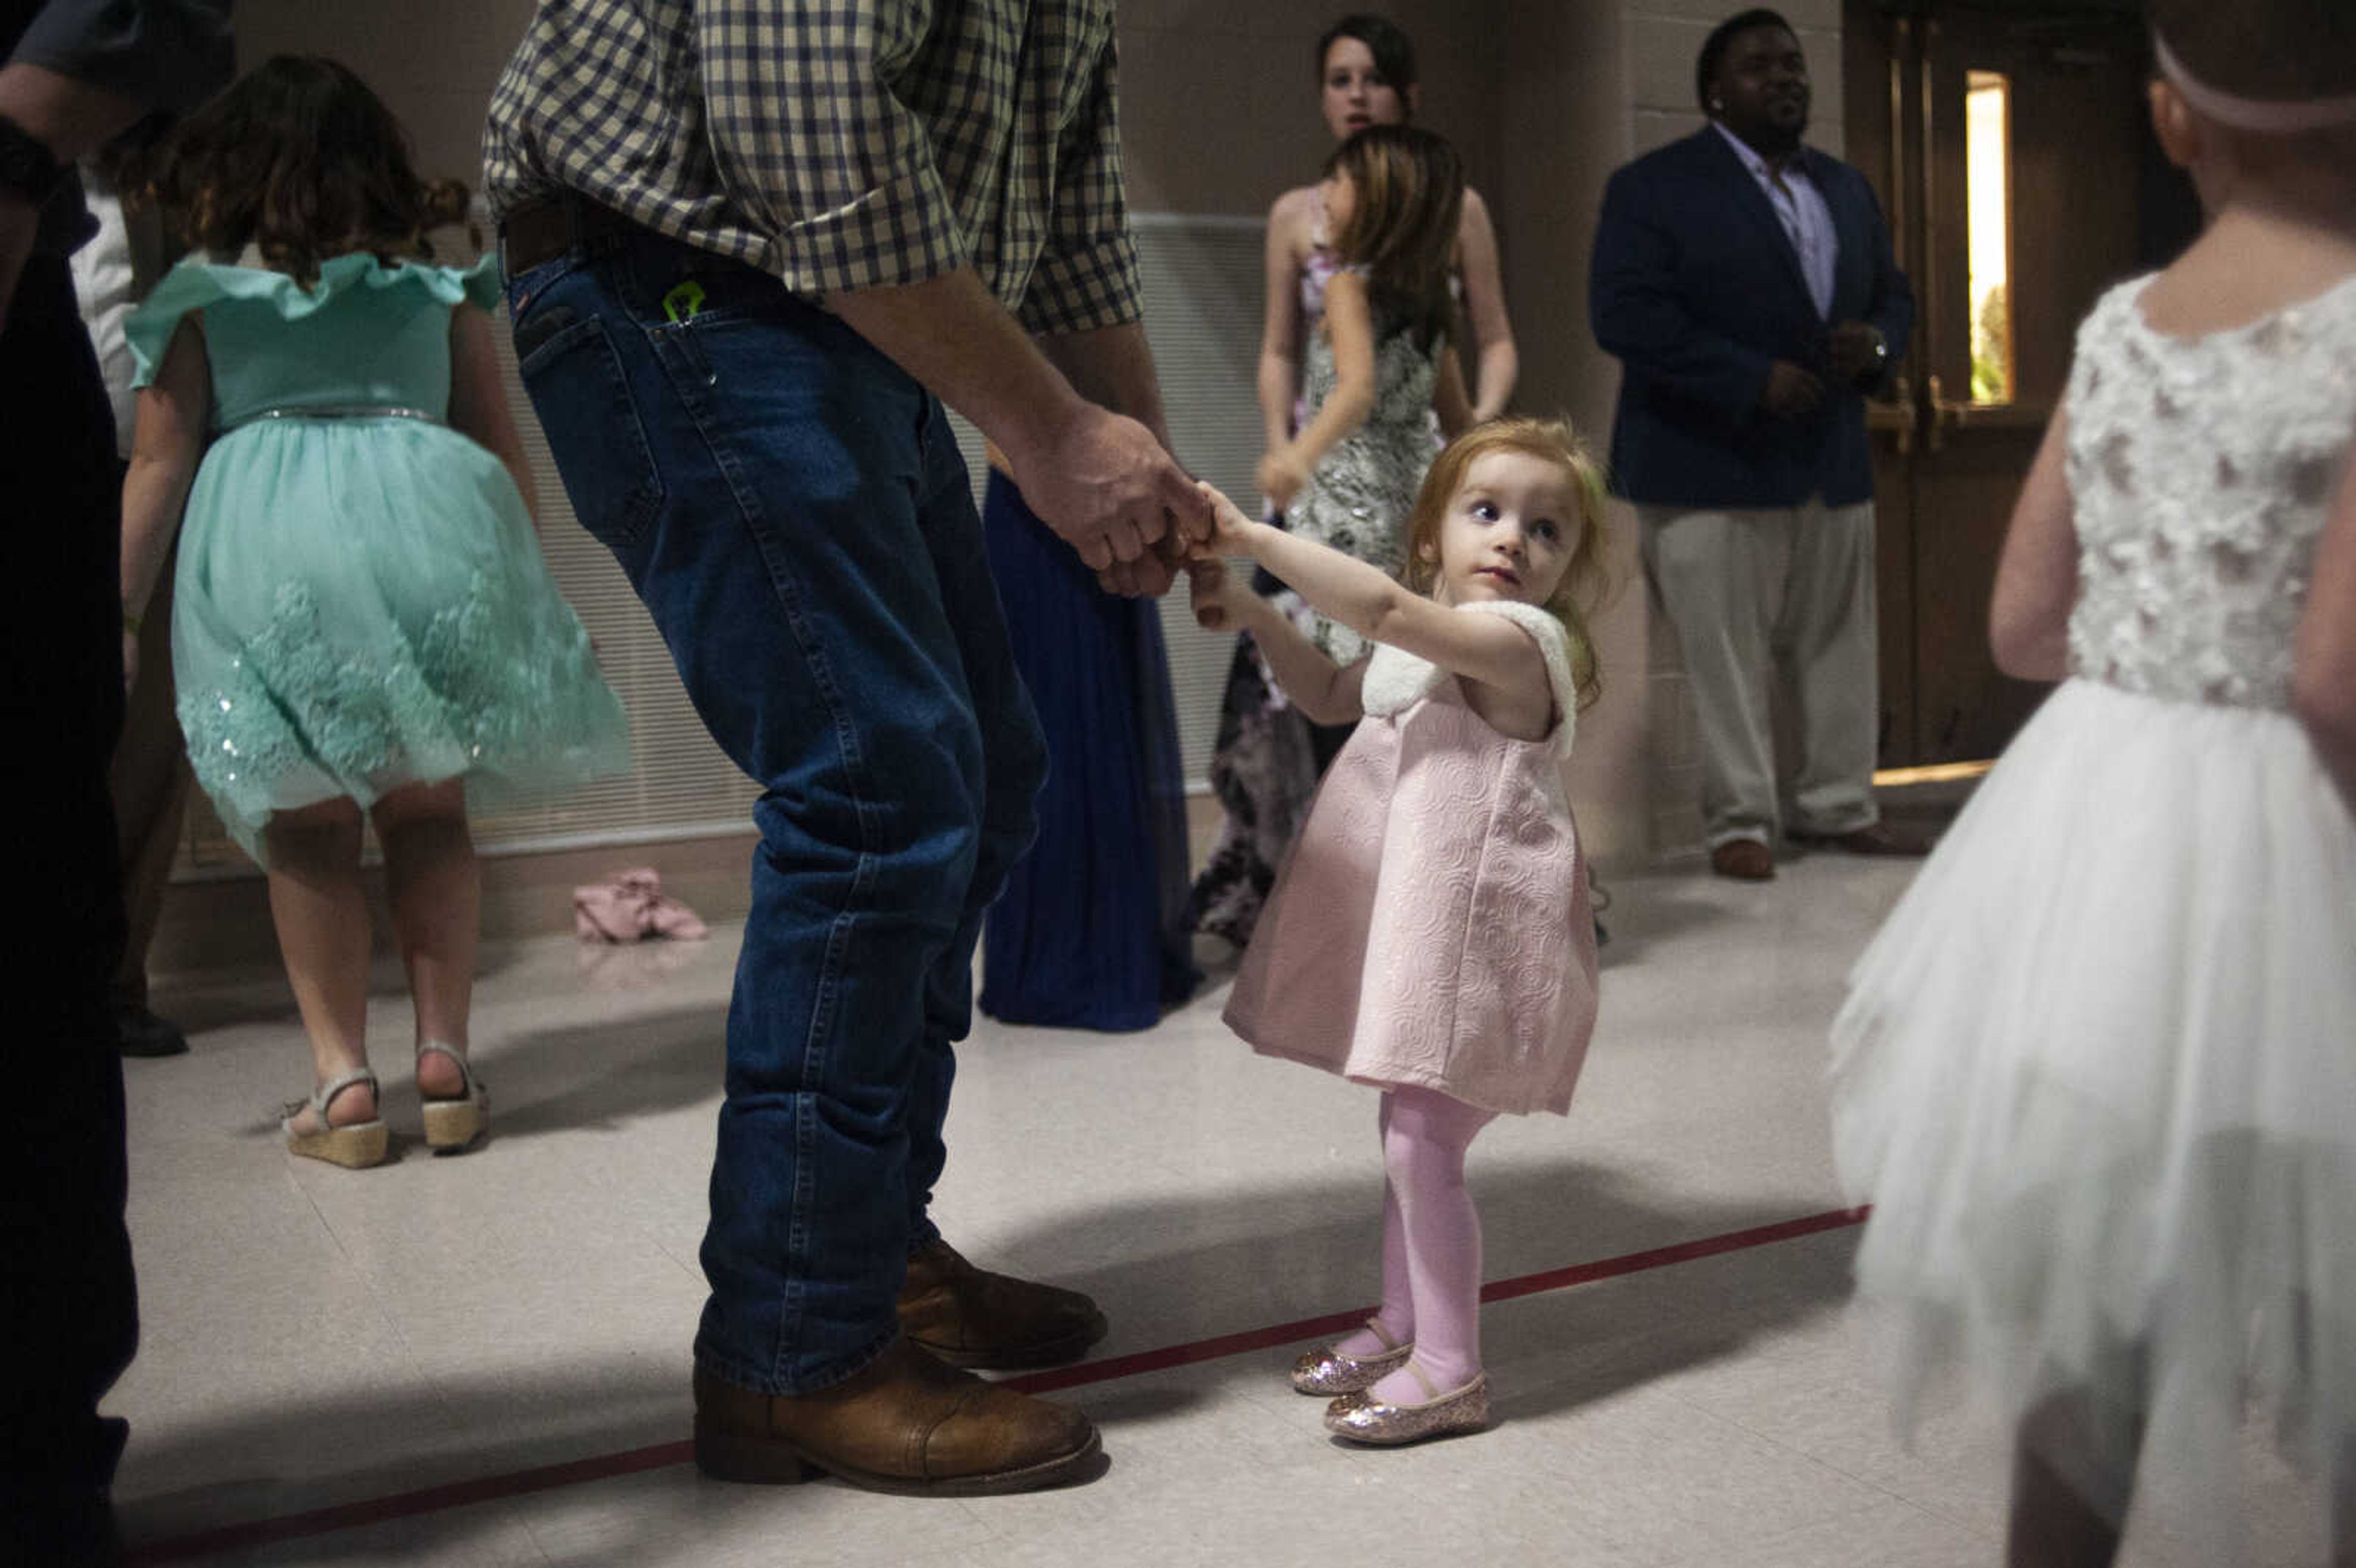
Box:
[171,414,628,862]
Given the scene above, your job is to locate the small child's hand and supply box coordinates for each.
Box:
[1193,480,1258,559]
[1187,557,1244,632]
[1257,448,1309,512]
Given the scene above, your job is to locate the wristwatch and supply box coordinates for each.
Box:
[0,113,67,209]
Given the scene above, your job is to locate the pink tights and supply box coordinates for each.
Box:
[1334,1085,1496,1402]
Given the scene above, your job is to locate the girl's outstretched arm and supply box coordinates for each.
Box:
[1260,268,1377,510]
[1187,558,1365,725]
[120,316,210,685]
[2293,451,2356,817]
[448,304,541,526]
[1199,483,1552,715]
[1989,410,2077,680]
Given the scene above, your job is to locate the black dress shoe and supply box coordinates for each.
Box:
[115,1003,189,1058]
[1787,822,1934,857]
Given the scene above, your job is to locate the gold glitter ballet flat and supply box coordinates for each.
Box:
[1323,1366,1490,1447]
[1290,1319,1413,1395]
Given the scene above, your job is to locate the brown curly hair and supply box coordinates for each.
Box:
[1324,123,1462,354]
[145,56,473,283]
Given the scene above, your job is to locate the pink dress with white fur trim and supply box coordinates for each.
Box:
[1223,600,1599,1116]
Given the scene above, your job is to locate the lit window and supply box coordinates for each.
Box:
[1965,72,2014,405]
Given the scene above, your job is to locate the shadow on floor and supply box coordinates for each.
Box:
[150,940,537,1037]
[1594,886,1721,968]
[207,1001,727,1145]
[482,1004,728,1142]
[115,1163,1857,1564]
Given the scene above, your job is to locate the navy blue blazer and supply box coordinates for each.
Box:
[1590,129,1914,510]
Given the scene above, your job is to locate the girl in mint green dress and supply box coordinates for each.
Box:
[117,57,628,1168]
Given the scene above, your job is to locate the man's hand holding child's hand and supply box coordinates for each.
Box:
[1184,481,1262,632]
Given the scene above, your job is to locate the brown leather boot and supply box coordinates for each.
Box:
[897,1240,1109,1370]
[692,1337,1101,1496]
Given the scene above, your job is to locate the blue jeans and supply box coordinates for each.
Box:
[506,226,1045,1396]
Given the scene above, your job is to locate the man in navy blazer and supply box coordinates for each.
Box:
[1592,8,1922,879]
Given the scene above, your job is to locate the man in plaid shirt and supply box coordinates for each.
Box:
[487,0,1203,1497]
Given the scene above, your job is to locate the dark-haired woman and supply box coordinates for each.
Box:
[1193,13,1518,948]
[117,56,627,1166]
[1265,14,1516,447]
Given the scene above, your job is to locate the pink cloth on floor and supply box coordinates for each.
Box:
[573,869,709,943]
[1224,603,1599,1117]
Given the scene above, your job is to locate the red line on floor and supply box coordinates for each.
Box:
[125,1442,695,1567]
[1001,1205,1871,1396]
[126,1205,1869,1565]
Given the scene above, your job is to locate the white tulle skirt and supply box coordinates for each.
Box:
[1830,678,2355,1550]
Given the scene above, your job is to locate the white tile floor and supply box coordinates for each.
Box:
[112,853,2330,1566]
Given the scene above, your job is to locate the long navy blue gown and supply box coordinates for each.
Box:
[979,471,1200,1031]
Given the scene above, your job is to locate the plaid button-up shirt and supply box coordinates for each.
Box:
[482,0,1142,336]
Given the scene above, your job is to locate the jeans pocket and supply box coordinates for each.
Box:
[515,313,664,551]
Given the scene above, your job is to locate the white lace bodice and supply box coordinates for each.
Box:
[2064,274,2356,710]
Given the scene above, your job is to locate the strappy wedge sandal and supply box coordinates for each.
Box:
[281,1067,390,1169]
[417,1040,488,1155]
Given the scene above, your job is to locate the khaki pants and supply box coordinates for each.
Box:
[1640,498,1880,850]
[109,546,191,1010]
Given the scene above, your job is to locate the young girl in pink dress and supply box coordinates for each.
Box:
[1186,417,1609,1445]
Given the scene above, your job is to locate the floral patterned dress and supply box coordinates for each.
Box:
[1191,202,1442,945]
[1828,272,2356,1559]
[1285,274,1441,666]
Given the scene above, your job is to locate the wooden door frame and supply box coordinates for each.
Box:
[1846,0,2159,766]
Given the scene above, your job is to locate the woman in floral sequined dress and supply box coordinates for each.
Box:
[1192,120,1473,945]
[1191,13,1513,948]
[116,58,627,1169]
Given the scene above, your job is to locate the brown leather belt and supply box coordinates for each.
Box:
[499,191,645,275]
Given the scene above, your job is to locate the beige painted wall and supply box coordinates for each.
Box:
[1117,0,1509,218]
[1493,1,1646,863]
[228,1,532,188]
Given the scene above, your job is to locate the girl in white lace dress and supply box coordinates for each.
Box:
[1828,5,2356,1562]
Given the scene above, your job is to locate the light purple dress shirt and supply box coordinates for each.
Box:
[1714,123,1838,320]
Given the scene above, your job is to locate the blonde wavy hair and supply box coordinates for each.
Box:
[1399,417,1616,710]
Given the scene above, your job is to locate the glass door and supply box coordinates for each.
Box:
[1844,0,2183,767]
